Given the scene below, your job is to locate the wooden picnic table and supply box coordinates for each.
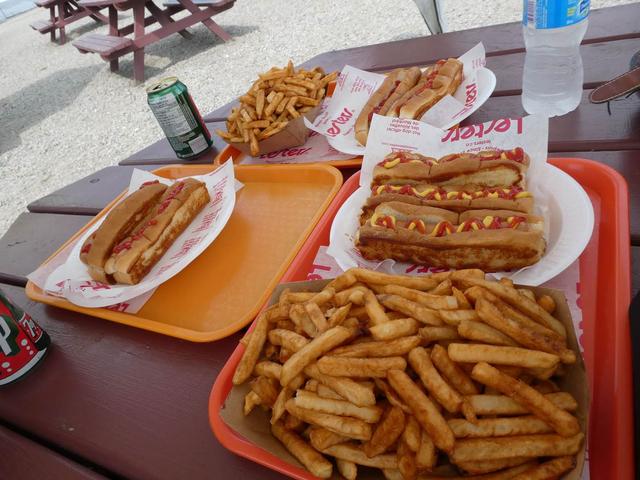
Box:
[1,4,639,478]
[30,0,108,45]
[72,0,234,81]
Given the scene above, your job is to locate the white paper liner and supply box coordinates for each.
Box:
[27,161,239,310]
[326,114,594,286]
[239,120,357,164]
[305,42,496,155]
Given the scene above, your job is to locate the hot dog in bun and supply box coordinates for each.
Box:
[81,178,210,285]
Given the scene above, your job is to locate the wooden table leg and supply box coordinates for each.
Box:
[201,16,231,42]
[145,1,191,39]
[177,0,231,42]
[49,5,56,42]
[56,0,66,44]
[109,5,119,72]
[133,0,145,82]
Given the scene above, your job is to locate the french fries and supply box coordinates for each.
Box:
[323,443,398,469]
[471,362,580,437]
[512,455,575,479]
[309,427,348,450]
[448,344,560,369]
[364,404,406,457]
[337,459,358,480]
[272,421,333,478]
[467,392,578,415]
[448,416,553,438]
[295,390,383,423]
[387,369,455,453]
[317,356,407,377]
[450,433,584,463]
[285,399,372,441]
[408,347,462,414]
[280,326,354,387]
[217,62,337,156]
[232,269,585,479]
[233,311,270,385]
[456,277,567,337]
[430,344,478,395]
[415,429,437,470]
[330,336,421,358]
[378,294,443,325]
[370,318,419,340]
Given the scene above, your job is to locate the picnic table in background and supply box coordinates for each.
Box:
[72,0,234,81]
[30,0,107,44]
[1,4,639,479]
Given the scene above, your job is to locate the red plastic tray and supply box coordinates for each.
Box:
[209,158,633,479]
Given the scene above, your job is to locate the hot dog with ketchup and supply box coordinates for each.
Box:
[354,67,421,146]
[356,202,545,272]
[80,178,210,285]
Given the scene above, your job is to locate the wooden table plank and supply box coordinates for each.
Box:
[0,213,92,286]
[0,284,283,480]
[467,89,640,152]
[0,424,106,480]
[119,122,226,165]
[549,150,640,246]
[28,166,156,215]
[488,38,640,96]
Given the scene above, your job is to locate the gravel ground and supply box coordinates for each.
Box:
[0,0,635,234]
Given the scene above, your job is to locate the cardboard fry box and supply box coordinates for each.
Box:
[224,105,322,157]
[220,279,589,480]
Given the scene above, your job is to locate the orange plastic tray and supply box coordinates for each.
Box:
[209,159,634,479]
[25,164,343,342]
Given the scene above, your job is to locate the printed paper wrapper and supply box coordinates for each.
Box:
[27,161,238,310]
[327,114,594,286]
[238,130,357,165]
[306,42,495,155]
[225,105,321,157]
[220,275,589,480]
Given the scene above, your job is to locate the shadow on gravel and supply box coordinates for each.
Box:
[113,24,258,81]
[0,64,100,155]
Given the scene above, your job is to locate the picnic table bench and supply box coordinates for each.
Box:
[30,0,107,44]
[72,0,234,81]
[2,4,639,478]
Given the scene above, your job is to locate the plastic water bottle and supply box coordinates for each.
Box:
[522,0,590,116]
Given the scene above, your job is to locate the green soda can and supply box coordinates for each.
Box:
[146,77,213,159]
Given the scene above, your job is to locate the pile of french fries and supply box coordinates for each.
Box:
[217,61,338,156]
[232,268,584,479]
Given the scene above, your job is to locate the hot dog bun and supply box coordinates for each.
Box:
[356,203,545,271]
[373,149,530,187]
[354,67,421,146]
[396,58,463,119]
[103,178,210,285]
[80,181,168,283]
[365,183,534,215]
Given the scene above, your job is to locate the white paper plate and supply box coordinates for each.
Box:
[328,163,594,286]
[326,67,497,157]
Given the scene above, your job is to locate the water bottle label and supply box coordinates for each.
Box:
[523,0,590,28]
